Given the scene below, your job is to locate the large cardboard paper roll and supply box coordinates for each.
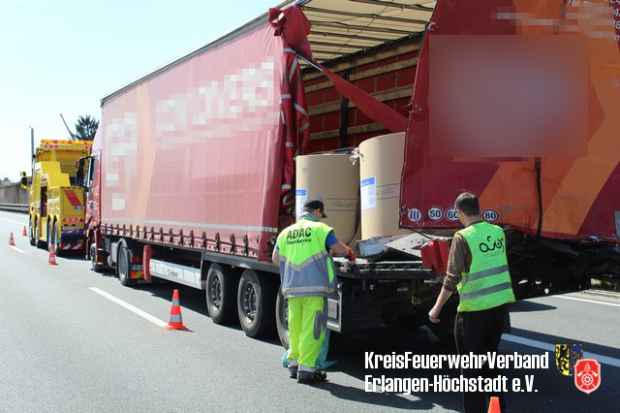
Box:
[295,153,359,243]
[359,132,409,240]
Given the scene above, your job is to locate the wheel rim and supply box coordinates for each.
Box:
[208,274,223,310]
[241,281,258,322]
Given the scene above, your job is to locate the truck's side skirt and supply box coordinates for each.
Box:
[149,259,203,289]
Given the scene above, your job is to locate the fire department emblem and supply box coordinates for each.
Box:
[554,344,583,376]
[574,359,601,394]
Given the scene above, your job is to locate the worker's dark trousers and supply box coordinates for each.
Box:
[454,304,509,413]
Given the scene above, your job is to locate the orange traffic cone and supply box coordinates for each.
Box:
[8,232,15,246]
[21,226,27,237]
[48,245,58,266]
[488,396,501,413]
[166,289,186,330]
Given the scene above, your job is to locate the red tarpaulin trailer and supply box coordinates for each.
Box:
[85,2,439,343]
[83,0,619,347]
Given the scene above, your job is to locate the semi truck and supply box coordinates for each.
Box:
[26,139,92,254]
[81,0,619,347]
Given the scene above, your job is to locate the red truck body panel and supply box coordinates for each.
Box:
[400,0,620,242]
[93,24,285,261]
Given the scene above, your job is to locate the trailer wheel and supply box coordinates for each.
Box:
[275,289,289,349]
[117,243,134,286]
[206,264,238,324]
[237,269,276,338]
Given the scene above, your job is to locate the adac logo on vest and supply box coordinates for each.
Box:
[478,235,504,256]
[286,227,313,244]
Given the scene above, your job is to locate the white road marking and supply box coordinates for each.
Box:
[503,333,620,368]
[89,287,168,328]
[550,294,620,308]
[9,245,25,253]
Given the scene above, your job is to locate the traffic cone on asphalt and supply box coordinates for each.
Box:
[488,396,501,413]
[8,232,15,246]
[48,244,58,266]
[21,226,27,237]
[166,289,186,330]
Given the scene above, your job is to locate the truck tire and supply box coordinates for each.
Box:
[36,220,47,250]
[275,289,289,349]
[90,243,104,273]
[51,221,62,257]
[28,217,36,246]
[117,243,135,286]
[237,269,276,338]
[46,221,51,249]
[205,264,238,324]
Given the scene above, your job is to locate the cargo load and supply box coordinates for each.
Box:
[295,153,359,244]
[358,132,407,240]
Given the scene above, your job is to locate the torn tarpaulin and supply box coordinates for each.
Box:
[269,5,312,59]
[271,5,408,134]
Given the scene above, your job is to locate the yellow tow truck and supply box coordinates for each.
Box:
[25,139,92,253]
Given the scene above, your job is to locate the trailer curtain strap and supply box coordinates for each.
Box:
[295,53,408,133]
[318,65,408,133]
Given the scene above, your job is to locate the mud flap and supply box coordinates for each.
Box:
[326,288,341,333]
[60,230,86,251]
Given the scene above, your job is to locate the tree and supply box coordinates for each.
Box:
[74,115,99,141]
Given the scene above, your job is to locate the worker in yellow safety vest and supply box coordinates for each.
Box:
[428,192,516,413]
[272,200,354,384]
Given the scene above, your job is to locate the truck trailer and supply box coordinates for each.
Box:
[82,0,620,346]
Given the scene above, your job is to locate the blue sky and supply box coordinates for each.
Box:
[0,0,277,180]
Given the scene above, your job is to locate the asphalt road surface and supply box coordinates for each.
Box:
[1,210,618,413]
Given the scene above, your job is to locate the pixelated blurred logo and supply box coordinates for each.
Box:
[554,344,583,376]
[574,359,601,394]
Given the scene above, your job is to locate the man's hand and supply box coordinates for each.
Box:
[330,241,351,258]
[345,246,357,262]
[271,248,280,266]
[428,285,454,324]
[428,305,442,324]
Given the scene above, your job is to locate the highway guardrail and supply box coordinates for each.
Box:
[0,203,28,213]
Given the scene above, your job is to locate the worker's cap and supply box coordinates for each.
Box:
[303,200,327,218]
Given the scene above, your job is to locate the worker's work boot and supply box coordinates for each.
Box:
[297,369,327,384]
[288,365,298,379]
